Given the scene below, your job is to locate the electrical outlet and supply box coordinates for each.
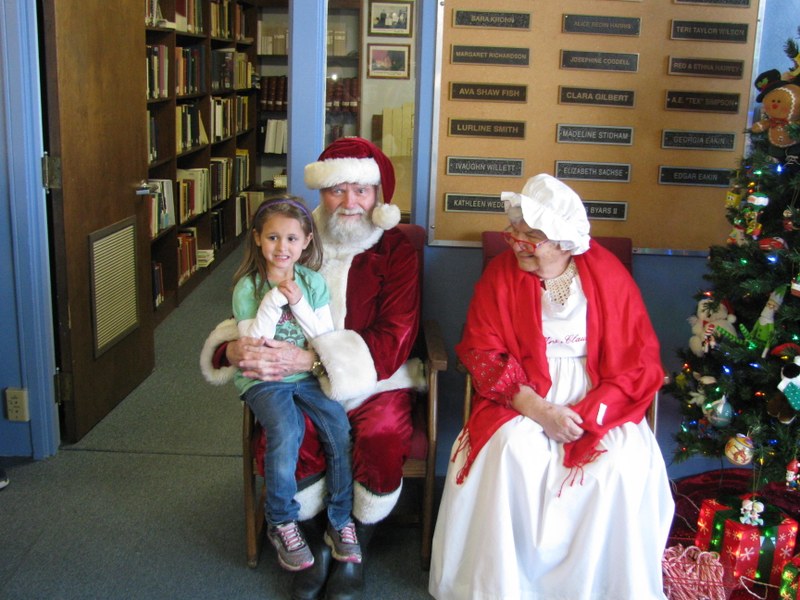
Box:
[6,388,30,422]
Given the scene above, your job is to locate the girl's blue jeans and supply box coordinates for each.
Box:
[243,377,353,530]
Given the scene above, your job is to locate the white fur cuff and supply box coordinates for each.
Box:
[199,318,239,385]
[312,330,377,402]
[296,477,327,521]
[353,480,402,524]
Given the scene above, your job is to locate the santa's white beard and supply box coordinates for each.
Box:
[323,207,380,244]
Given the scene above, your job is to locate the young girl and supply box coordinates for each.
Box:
[232,196,360,572]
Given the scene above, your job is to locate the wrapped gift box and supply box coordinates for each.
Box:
[696,498,739,551]
[719,508,798,587]
[779,554,800,599]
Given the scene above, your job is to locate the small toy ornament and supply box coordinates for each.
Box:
[725,433,754,465]
[688,299,738,356]
[739,497,765,526]
[786,458,799,490]
[726,187,744,210]
[704,396,733,427]
[751,69,800,160]
[777,356,800,410]
[750,287,787,352]
[767,390,797,424]
[784,206,797,231]
[743,192,770,239]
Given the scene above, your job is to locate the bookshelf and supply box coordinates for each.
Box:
[146,0,259,324]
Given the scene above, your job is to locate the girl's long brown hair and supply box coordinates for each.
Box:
[233,195,323,298]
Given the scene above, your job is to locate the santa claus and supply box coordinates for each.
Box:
[200,137,422,600]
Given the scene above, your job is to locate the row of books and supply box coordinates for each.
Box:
[326,28,349,57]
[210,48,253,92]
[176,102,209,152]
[146,44,170,100]
[256,23,288,56]
[210,96,234,141]
[256,23,348,57]
[147,109,159,163]
[176,44,207,97]
[176,168,212,222]
[210,209,226,250]
[235,190,265,237]
[259,75,287,112]
[209,0,249,41]
[326,78,360,113]
[175,0,204,34]
[381,102,415,157]
[262,119,287,155]
[177,228,199,286]
[146,179,177,238]
[152,261,166,308]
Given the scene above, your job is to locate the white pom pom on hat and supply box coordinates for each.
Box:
[500,174,591,255]
[304,137,401,230]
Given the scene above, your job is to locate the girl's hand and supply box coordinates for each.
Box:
[278,280,302,305]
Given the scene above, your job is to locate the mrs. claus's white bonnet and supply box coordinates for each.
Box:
[500,174,591,255]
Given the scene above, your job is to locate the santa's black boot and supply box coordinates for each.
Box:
[324,522,376,600]
[291,514,332,600]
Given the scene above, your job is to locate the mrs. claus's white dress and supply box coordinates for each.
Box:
[429,277,674,600]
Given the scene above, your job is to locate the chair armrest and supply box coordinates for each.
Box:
[422,319,448,372]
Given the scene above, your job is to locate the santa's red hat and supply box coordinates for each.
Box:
[304,137,400,230]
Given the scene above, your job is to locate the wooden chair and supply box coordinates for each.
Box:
[242,223,447,570]
[462,232,657,431]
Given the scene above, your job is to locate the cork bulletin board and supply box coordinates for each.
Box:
[427,0,762,250]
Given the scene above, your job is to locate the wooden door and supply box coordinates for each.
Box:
[41,0,155,442]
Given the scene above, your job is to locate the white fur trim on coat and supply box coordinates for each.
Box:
[296,477,327,521]
[304,157,381,190]
[199,318,239,385]
[312,330,378,402]
[354,480,402,524]
[295,477,402,525]
[336,358,426,413]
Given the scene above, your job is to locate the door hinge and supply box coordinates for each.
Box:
[42,153,62,191]
[53,369,72,406]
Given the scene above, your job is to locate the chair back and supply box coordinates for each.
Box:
[481,231,633,275]
[398,223,425,285]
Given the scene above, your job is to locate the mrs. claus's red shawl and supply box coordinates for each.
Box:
[454,240,663,482]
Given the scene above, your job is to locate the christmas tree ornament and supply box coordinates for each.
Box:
[739,497,765,526]
[705,396,734,427]
[725,433,754,465]
[726,187,744,209]
[751,69,800,160]
[688,298,737,356]
[767,391,797,424]
[743,192,770,238]
[750,286,787,353]
[787,458,799,490]
[792,273,800,297]
[778,356,800,410]
[784,206,797,231]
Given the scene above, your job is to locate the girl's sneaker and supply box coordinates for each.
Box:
[324,521,362,563]
[268,521,314,571]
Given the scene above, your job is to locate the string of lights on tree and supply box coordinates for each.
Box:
[665,38,800,486]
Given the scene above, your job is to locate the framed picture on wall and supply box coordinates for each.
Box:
[368,1,413,37]
[367,44,410,79]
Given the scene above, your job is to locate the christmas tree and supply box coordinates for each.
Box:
[666,37,800,486]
